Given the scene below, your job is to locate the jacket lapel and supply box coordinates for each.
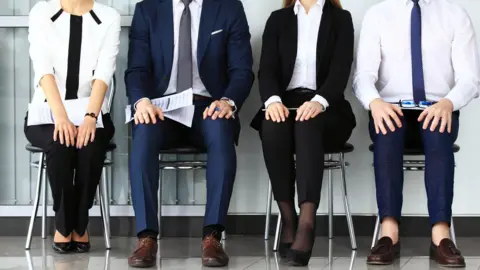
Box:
[197,0,220,66]
[157,0,174,75]
[285,7,298,81]
[316,1,332,79]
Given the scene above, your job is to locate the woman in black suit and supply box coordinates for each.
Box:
[251,0,356,266]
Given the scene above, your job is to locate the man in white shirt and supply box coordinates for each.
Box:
[354,0,480,267]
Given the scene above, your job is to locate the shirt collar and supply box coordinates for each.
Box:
[403,0,431,5]
[293,0,325,15]
[175,0,203,6]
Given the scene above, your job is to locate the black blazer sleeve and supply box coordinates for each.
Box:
[315,10,354,103]
[258,12,282,103]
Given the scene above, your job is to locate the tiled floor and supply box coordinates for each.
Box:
[1,236,479,269]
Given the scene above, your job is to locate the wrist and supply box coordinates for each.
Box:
[85,112,98,121]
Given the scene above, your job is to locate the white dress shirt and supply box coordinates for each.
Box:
[264,0,329,110]
[28,0,121,113]
[353,0,480,111]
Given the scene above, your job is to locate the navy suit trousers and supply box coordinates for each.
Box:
[129,99,237,235]
[369,109,459,226]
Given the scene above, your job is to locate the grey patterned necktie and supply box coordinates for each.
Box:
[177,0,193,92]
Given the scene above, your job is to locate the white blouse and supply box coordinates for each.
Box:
[28,0,121,112]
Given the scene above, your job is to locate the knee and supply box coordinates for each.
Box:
[261,119,290,139]
[203,118,234,146]
[48,141,75,159]
[422,131,454,155]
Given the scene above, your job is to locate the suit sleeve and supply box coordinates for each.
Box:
[124,3,153,106]
[222,0,254,109]
[258,12,282,104]
[315,11,354,104]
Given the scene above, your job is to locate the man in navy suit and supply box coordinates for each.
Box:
[125,0,253,267]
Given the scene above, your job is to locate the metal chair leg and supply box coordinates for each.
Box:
[101,167,111,238]
[25,153,44,250]
[340,153,357,249]
[265,182,273,240]
[371,215,381,248]
[98,187,111,249]
[273,213,282,251]
[450,217,456,246]
[327,154,333,240]
[158,169,163,240]
[221,231,227,240]
[41,166,47,239]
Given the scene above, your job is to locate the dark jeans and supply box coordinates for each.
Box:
[24,114,115,236]
[369,110,459,226]
[129,99,237,236]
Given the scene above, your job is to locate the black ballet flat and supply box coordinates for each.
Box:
[286,248,313,266]
[71,241,91,253]
[278,243,292,258]
[52,242,73,254]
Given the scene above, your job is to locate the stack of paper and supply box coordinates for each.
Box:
[125,89,195,127]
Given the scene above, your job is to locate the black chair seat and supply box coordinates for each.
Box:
[159,146,207,155]
[26,142,117,153]
[325,143,354,154]
[369,144,460,155]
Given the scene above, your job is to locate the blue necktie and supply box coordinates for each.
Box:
[411,0,427,103]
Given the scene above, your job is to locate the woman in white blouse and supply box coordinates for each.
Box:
[24,0,120,253]
[250,0,355,266]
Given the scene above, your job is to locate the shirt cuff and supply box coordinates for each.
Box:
[264,95,282,108]
[134,97,150,110]
[311,95,329,112]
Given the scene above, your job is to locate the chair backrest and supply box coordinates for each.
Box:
[106,74,116,113]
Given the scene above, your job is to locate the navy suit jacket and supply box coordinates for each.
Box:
[125,0,254,113]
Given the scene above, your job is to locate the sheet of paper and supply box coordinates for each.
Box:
[125,89,194,124]
[164,105,195,127]
[28,98,104,128]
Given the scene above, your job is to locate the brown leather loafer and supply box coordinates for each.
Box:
[128,237,158,268]
[201,234,229,267]
[366,237,400,265]
[430,239,465,268]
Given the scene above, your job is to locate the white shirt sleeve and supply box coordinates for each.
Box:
[444,8,480,111]
[311,95,328,111]
[352,8,382,110]
[28,2,54,88]
[92,12,121,87]
[264,95,282,108]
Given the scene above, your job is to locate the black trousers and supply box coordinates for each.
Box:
[260,91,354,205]
[24,114,115,236]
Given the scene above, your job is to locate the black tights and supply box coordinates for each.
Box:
[278,201,316,252]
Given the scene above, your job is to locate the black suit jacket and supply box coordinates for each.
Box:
[250,1,356,130]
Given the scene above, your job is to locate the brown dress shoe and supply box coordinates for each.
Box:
[430,239,465,268]
[128,237,158,268]
[201,234,229,267]
[366,237,400,265]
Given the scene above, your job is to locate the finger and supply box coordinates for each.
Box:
[304,107,316,120]
[310,108,321,119]
[422,111,434,130]
[134,114,139,125]
[430,114,441,132]
[439,115,447,133]
[138,113,145,124]
[374,121,380,134]
[383,115,396,132]
[225,110,233,119]
[272,107,281,122]
[418,109,429,122]
[211,109,221,120]
[448,113,452,133]
[295,106,305,121]
[388,109,402,128]
[90,129,96,142]
[69,125,76,146]
[76,128,84,148]
[377,118,388,135]
[283,107,289,118]
[147,107,157,124]
[143,112,151,124]
[208,102,218,116]
[203,107,208,119]
[300,107,311,121]
[53,128,58,142]
[277,106,285,122]
[156,108,165,121]
[265,110,270,121]
[391,105,404,116]
[59,127,64,145]
[218,107,228,119]
[63,129,70,147]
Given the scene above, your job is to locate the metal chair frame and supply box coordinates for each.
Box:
[157,152,226,240]
[264,146,357,251]
[370,145,458,248]
[25,76,117,250]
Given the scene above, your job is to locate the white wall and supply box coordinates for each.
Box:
[231,0,480,216]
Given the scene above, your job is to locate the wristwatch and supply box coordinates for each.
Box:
[85,112,98,120]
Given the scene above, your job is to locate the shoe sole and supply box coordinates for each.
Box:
[430,258,465,268]
[202,259,228,267]
[128,263,156,268]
